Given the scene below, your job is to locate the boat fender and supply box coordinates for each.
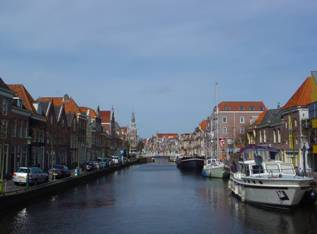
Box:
[308,190,317,203]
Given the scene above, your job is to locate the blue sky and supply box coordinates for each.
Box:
[0,0,316,137]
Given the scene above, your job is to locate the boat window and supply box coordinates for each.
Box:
[243,165,250,176]
[252,165,264,174]
[279,163,295,175]
[265,164,280,174]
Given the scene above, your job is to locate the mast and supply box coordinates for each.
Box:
[215,82,219,159]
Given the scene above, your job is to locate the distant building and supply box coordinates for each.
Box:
[128,112,138,154]
[144,133,179,157]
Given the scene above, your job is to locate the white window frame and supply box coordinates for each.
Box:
[240,116,245,124]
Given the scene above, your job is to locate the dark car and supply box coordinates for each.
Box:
[85,161,97,171]
[48,165,71,179]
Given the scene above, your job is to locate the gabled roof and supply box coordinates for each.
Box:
[283,76,317,110]
[79,107,97,118]
[8,84,36,113]
[0,78,14,94]
[218,101,266,112]
[100,110,111,123]
[257,109,282,128]
[255,110,267,125]
[157,133,178,139]
[199,119,209,131]
[36,95,80,114]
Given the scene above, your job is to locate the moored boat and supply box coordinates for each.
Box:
[176,156,204,172]
[228,145,316,207]
[202,158,230,179]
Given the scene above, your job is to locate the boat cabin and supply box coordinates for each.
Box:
[238,160,296,178]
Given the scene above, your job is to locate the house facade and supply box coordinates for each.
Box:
[212,101,266,160]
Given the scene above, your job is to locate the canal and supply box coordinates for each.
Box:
[0,159,317,234]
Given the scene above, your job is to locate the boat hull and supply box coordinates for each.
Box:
[202,165,229,179]
[176,158,204,172]
[228,176,314,207]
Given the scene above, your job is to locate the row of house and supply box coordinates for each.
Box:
[144,101,266,160]
[246,72,317,172]
[143,119,212,157]
[0,78,138,178]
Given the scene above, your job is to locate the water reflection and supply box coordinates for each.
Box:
[0,161,316,234]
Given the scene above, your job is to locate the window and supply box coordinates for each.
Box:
[240,127,245,134]
[240,116,245,124]
[223,127,227,135]
[249,106,255,111]
[277,129,281,143]
[12,120,17,137]
[222,116,227,123]
[294,120,297,128]
[273,130,277,143]
[263,130,267,143]
[19,120,23,137]
[0,120,8,138]
[2,99,8,115]
[240,106,244,111]
[252,165,264,174]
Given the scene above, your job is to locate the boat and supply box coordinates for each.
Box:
[176,156,204,172]
[202,158,230,178]
[228,145,317,207]
[202,82,230,179]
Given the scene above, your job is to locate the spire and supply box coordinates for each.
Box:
[132,112,136,123]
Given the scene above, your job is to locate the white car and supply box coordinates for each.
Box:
[111,156,119,165]
[13,167,48,186]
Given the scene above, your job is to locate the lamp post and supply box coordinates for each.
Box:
[26,136,32,190]
[302,143,308,177]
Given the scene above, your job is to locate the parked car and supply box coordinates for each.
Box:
[97,158,109,168]
[13,167,48,186]
[85,161,97,171]
[112,156,120,165]
[48,165,71,179]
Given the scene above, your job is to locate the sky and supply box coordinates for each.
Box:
[0,0,316,138]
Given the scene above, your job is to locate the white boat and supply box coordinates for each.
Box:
[202,158,229,178]
[228,158,316,207]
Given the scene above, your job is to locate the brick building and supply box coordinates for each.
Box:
[8,84,46,170]
[37,95,87,166]
[211,101,266,160]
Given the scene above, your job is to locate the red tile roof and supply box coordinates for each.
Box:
[199,119,209,131]
[157,133,178,139]
[283,76,317,110]
[218,101,266,112]
[79,107,97,118]
[37,96,80,114]
[8,84,36,112]
[255,110,267,125]
[100,111,111,123]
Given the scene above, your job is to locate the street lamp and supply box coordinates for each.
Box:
[302,143,309,177]
[26,136,32,190]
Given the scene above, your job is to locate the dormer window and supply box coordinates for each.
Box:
[13,97,23,108]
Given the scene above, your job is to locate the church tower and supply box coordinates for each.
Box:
[129,112,138,154]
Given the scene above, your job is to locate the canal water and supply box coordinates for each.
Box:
[1,159,317,234]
